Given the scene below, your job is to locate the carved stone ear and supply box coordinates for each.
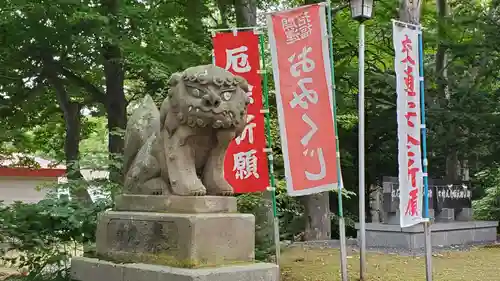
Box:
[234,75,249,92]
[168,72,182,87]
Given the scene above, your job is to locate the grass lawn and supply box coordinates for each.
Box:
[280,245,500,281]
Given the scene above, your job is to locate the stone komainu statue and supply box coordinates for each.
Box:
[123,65,250,196]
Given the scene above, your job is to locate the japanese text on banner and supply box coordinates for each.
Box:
[267,3,338,196]
[392,21,423,228]
[212,31,269,193]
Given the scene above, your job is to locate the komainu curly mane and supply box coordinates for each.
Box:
[123,65,250,196]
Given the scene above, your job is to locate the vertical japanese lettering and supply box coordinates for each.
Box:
[400,32,422,219]
[267,3,339,195]
[287,46,326,181]
[233,149,260,179]
[225,46,251,73]
[281,11,312,45]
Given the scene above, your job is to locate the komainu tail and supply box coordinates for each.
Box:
[123,95,161,179]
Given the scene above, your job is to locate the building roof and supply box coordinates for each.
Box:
[0,154,66,178]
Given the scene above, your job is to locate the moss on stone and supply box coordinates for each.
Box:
[92,251,255,269]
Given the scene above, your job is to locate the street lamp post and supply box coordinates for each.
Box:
[349,0,373,280]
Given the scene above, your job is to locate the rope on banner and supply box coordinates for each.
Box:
[259,32,281,265]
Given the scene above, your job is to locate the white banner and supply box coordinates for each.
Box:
[393,20,424,228]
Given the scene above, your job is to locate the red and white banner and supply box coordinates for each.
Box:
[267,3,338,196]
[212,31,269,193]
[393,21,424,227]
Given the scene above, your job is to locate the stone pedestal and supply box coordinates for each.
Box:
[114,194,238,213]
[71,257,279,281]
[71,195,278,281]
[355,221,498,250]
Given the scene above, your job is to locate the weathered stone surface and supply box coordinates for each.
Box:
[435,208,455,222]
[124,133,166,195]
[71,257,124,281]
[122,65,251,197]
[355,221,498,249]
[123,95,161,175]
[455,208,474,221]
[71,257,279,281]
[114,195,237,213]
[96,211,255,267]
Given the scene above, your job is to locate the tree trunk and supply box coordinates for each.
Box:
[44,62,92,204]
[300,194,331,240]
[234,0,257,27]
[435,0,460,182]
[102,0,127,184]
[64,102,94,204]
[64,102,83,181]
[215,0,230,28]
[398,0,422,24]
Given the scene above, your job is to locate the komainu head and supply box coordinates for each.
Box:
[167,64,250,129]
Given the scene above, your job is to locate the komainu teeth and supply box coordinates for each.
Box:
[196,119,205,126]
[188,106,193,112]
[196,108,200,112]
[229,112,235,118]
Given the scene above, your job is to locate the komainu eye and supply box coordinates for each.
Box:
[222,91,232,101]
[192,88,200,97]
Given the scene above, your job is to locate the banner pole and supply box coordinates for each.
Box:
[326,2,348,281]
[211,31,216,64]
[259,32,281,266]
[209,26,262,33]
[418,27,433,281]
[357,21,367,281]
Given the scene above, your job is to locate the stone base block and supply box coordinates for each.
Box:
[114,195,237,213]
[96,211,255,267]
[435,208,455,222]
[71,257,279,281]
[355,221,498,250]
[455,208,474,221]
[382,210,435,225]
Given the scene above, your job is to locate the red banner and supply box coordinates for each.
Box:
[267,3,338,196]
[212,30,270,193]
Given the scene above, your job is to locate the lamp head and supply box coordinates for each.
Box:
[349,0,374,22]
